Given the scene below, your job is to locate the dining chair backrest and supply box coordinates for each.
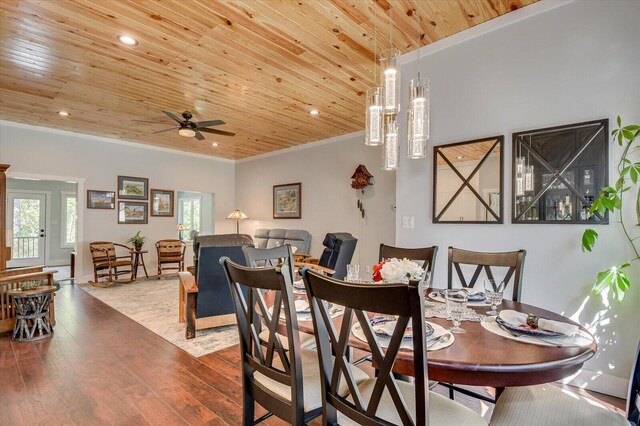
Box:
[448,246,526,302]
[629,340,640,425]
[303,269,428,426]
[220,257,306,424]
[379,244,438,287]
[89,241,118,263]
[243,244,295,272]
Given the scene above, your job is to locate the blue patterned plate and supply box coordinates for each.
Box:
[496,316,564,337]
[370,316,434,339]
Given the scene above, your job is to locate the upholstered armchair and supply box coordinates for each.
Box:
[178,234,253,339]
[317,232,357,280]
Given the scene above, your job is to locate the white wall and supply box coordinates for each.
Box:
[0,122,236,280]
[235,132,396,267]
[396,0,640,396]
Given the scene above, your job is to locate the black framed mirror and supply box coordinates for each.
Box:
[512,119,608,224]
[433,136,504,223]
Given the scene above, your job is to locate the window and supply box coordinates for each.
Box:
[61,192,77,248]
[178,196,201,241]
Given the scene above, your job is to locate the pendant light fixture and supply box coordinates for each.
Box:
[382,114,399,170]
[365,12,383,146]
[380,47,400,115]
[407,12,430,159]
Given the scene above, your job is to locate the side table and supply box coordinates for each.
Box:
[131,250,149,280]
[7,286,57,342]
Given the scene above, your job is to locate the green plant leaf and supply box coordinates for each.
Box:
[624,125,640,132]
[617,115,622,127]
[581,229,598,252]
[623,129,635,140]
[593,269,615,294]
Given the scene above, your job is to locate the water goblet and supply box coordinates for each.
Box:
[444,289,468,334]
[421,271,431,301]
[346,264,360,282]
[483,279,505,316]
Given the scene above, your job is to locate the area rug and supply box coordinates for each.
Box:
[79,278,238,357]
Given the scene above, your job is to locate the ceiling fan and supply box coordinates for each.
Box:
[149,111,236,140]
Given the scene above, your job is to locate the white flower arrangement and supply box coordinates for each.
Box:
[380,258,424,282]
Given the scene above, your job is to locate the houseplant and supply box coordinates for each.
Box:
[581,117,639,301]
[127,231,147,251]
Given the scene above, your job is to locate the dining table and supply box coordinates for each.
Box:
[274,291,597,389]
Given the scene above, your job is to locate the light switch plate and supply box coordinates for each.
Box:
[402,216,415,229]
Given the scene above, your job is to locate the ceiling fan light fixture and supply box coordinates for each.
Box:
[117,35,138,46]
[178,126,196,137]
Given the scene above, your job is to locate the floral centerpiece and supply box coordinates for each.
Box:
[372,258,424,283]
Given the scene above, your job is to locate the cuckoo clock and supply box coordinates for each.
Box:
[351,164,374,190]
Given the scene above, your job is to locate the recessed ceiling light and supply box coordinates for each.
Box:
[211,142,219,147]
[456,155,464,160]
[57,111,70,116]
[117,35,138,46]
[309,109,320,116]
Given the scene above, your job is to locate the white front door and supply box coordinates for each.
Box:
[7,193,46,268]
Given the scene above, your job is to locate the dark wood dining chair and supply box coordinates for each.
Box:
[155,239,186,277]
[302,269,486,425]
[447,246,526,302]
[490,340,640,426]
[221,256,317,425]
[379,244,438,288]
[242,245,315,350]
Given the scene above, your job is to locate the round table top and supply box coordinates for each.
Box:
[292,298,596,387]
[7,285,57,297]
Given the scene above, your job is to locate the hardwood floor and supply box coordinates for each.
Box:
[0,284,626,425]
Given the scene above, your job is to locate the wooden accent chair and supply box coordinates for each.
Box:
[302,269,486,425]
[491,340,639,426]
[379,244,438,287]
[448,246,526,302]
[0,266,56,333]
[89,241,134,286]
[155,239,186,277]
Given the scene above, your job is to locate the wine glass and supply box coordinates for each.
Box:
[483,279,506,316]
[444,289,468,334]
[346,264,360,282]
[421,271,431,301]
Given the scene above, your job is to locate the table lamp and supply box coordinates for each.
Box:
[177,224,186,240]
[226,209,249,234]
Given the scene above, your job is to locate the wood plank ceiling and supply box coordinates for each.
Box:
[0,0,536,160]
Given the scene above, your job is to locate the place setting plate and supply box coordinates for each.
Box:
[351,316,454,351]
[481,315,594,347]
[428,289,491,307]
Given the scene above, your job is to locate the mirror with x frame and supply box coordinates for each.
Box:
[433,136,504,223]
[512,119,608,224]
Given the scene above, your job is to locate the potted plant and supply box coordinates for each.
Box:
[127,231,147,251]
[581,116,639,301]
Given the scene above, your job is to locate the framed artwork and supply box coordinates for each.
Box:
[117,175,148,200]
[118,201,148,224]
[151,189,174,217]
[273,182,301,219]
[87,190,115,209]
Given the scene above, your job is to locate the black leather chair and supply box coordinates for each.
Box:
[317,232,357,280]
[178,234,253,339]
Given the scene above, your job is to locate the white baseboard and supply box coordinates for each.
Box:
[560,368,629,399]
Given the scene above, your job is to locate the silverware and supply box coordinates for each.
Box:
[427,333,451,349]
[498,323,563,348]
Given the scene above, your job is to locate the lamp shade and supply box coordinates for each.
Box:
[176,224,186,231]
[226,209,249,220]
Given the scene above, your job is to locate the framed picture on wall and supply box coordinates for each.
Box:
[151,189,174,217]
[273,182,301,219]
[87,190,115,209]
[117,175,148,200]
[118,201,148,224]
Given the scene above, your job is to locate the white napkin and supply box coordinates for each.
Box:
[499,310,579,336]
[294,299,309,313]
[291,246,298,253]
[373,319,412,338]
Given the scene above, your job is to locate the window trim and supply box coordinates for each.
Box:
[60,191,77,249]
[178,195,202,242]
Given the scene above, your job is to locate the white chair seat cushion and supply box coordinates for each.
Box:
[253,348,369,412]
[338,378,487,426]
[491,384,628,426]
[258,329,316,350]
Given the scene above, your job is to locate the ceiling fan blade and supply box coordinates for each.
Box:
[163,111,183,123]
[196,119,225,128]
[199,128,236,137]
[153,127,177,134]
[133,120,168,124]
[194,130,205,141]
